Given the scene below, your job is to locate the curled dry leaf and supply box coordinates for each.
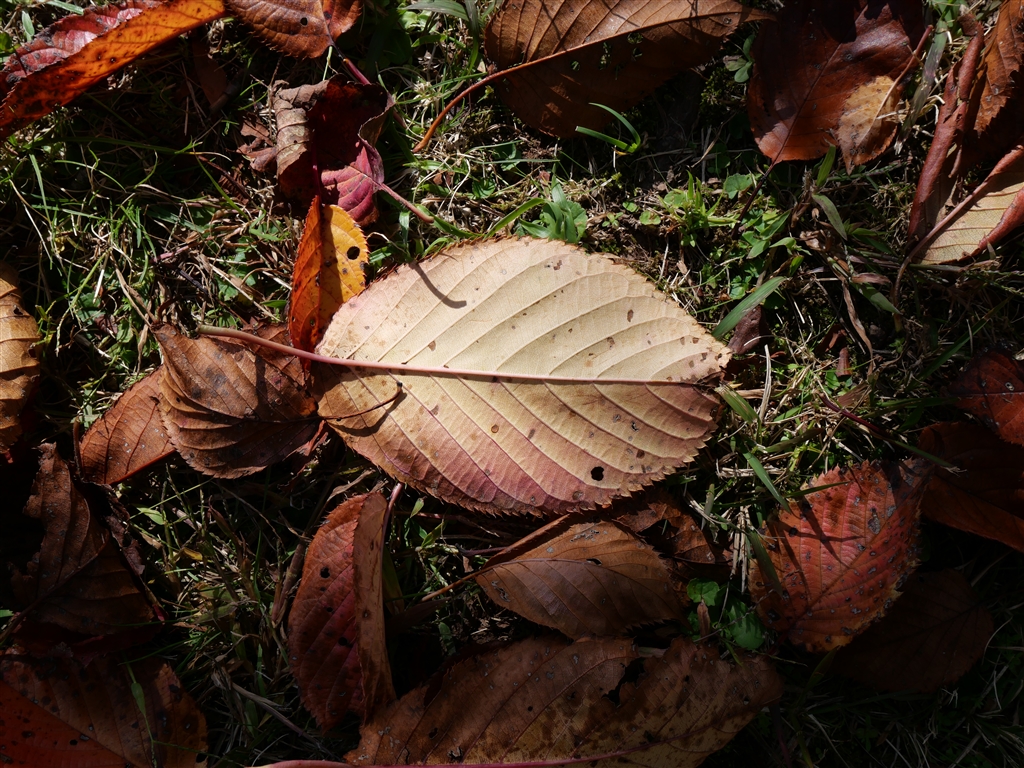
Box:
[947,349,1024,446]
[750,461,927,652]
[347,635,781,768]
[616,491,722,566]
[0,652,206,767]
[79,368,174,485]
[969,0,1024,160]
[314,237,730,516]
[918,422,1024,553]
[747,0,924,168]
[271,77,390,224]
[483,0,768,138]
[0,264,40,452]
[288,492,394,728]
[0,0,226,140]
[475,517,684,637]
[225,0,360,57]
[289,200,370,354]
[156,324,319,479]
[10,445,154,636]
[911,144,1024,264]
[833,569,993,693]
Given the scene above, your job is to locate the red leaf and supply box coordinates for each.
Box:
[79,368,174,485]
[0,652,206,767]
[948,349,1024,446]
[0,0,227,139]
[288,492,394,728]
[833,569,993,693]
[225,0,361,58]
[749,461,927,652]
[918,421,1024,552]
[748,0,924,167]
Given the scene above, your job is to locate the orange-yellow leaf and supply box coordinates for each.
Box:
[225,0,361,58]
[290,200,369,353]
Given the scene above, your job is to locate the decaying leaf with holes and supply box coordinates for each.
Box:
[918,422,1024,553]
[156,324,320,478]
[313,237,730,516]
[483,0,769,137]
[749,461,928,652]
[0,652,206,767]
[475,516,684,637]
[288,493,395,728]
[80,368,175,485]
[0,264,39,452]
[290,200,370,354]
[225,0,360,57]
[947,349,1024,446]
[0,0,226,140]
[345,635,782,768]
[833,569,993,693]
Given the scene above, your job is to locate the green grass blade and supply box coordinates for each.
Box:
[713,276,786,340]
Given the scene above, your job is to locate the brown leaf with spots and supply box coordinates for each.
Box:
[0,0,226,140]
[347,635,782,768]
[747,0,924,166]
[0,652,206,767]
[749,461,928,652]
[225,0,360,58]
[156,324,319,479]
[289,200,370,354]
[833,569,993,693]
[79,368,174,485]
[288,492,395,729]
[0,264,40,453]
[918,421,1024,553]
[475,516,684,637]
[948,349,1024,446]
[8,445,155,636]
[969,0,1024,160]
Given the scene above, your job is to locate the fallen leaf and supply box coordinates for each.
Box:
[10,445,155,636]
[190,33,228,109]
[614,490,721,565]
[833,569,993,693]
[482,0,769,138]
[313,237,730,515]
[747,0,924,166]
[475,517,684,637]
[0,652,206,767]
[0,264,40,452]
[225,0,361,57]
[749,461,927,652]
[271,77,391,224]
[79,368,175,485]
[0,0,227,140]
[947,349,1024,445]
[289,200,370,354]
[969,0,1024,160]
[347,635,782,768]
[288,492,394,728]
[911,144,1024,264]
[918,421,1024,553]
[156,324,320,478]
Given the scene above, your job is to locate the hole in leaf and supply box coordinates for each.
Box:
[320,566,330,578]
[347,246,360,260]
[300,16,308,25]
[591,466,604,480]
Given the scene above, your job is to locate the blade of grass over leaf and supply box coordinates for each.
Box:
[712,276,786,340]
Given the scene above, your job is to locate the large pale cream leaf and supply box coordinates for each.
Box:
[314,237,730,515]
[0,263,40,451]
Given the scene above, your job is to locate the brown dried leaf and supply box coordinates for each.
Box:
[225,0,360,58]
[750,461,927,652]
[0,264,40,452]
[288,492,394,728]
[80,368,174,485]
[289,201,370,354]
[10,445,154,636]
[348,635,782,768]
[482,0,768,138]
[156,324,319,479]
[0,653,206,767]
[948,349,1024,446]
[748,0,924,165]
[918,421,1024,553]
[970,0,1024,156]
[475,517,684,637]
[0,0,226,140]
[314,237,730,516]
[833,569,993,693]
